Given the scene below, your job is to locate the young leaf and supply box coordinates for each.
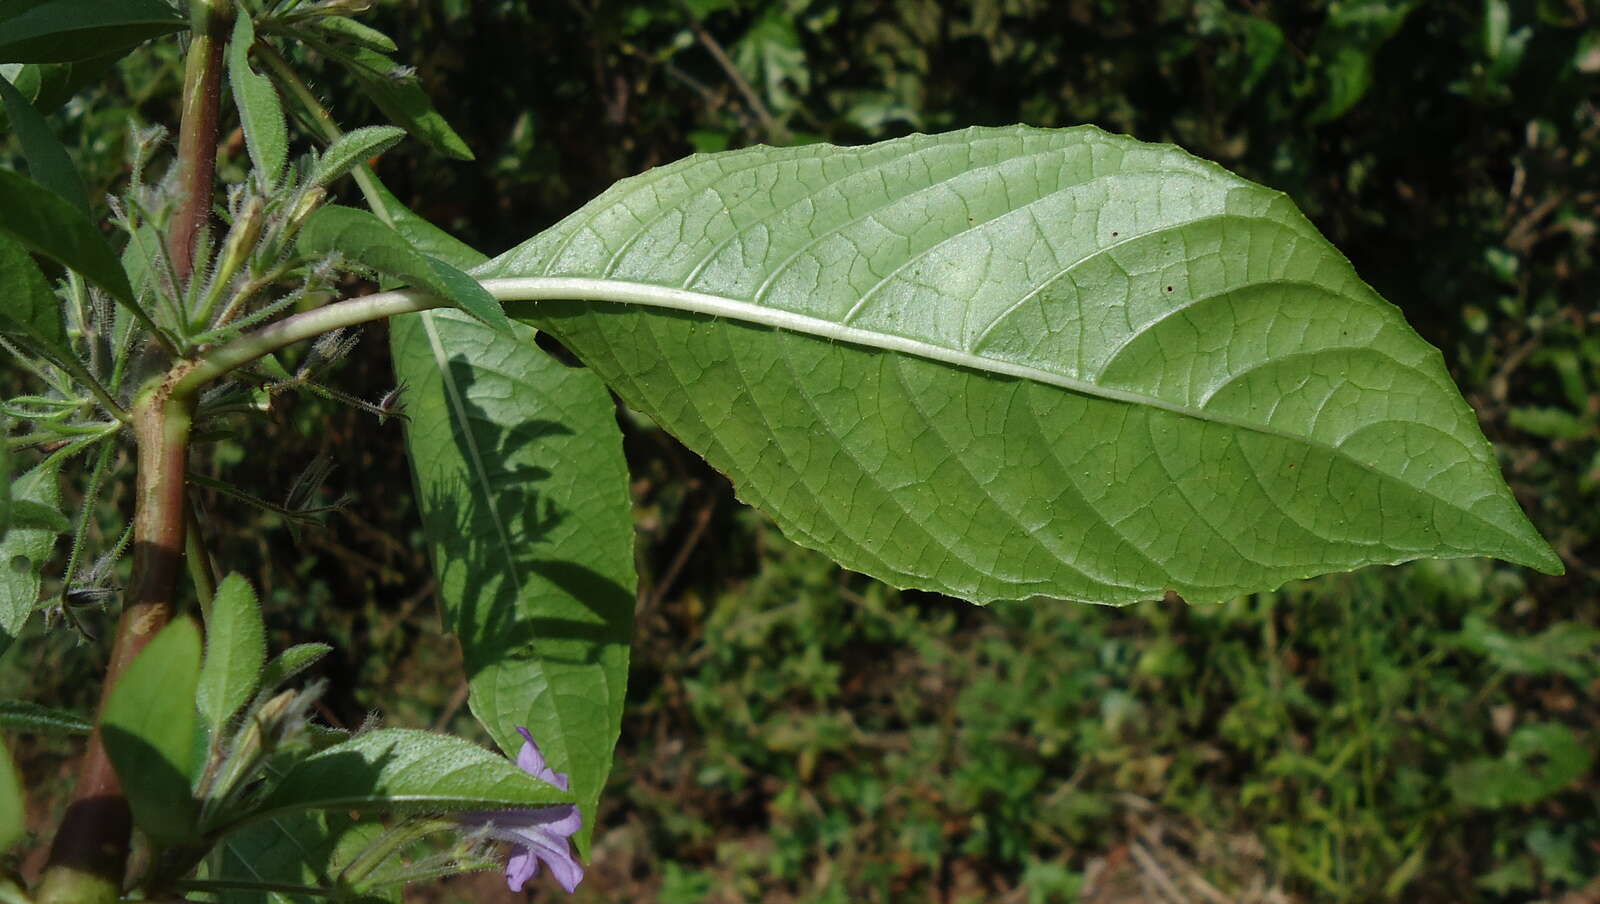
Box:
[101,617,202,843]
[226,13,288,185]
[0,739,22,852]
[0,699,91,735]
[318,45,472,160]
[308,124,405,189]
[0,233,70,362]
[197,573,267,737]
[0,70,88,211]
[392,309,635,858]
[258,641,332,693]
[306,15,397,53]
[251,729,573,822]
[0,169,133,303]
[297,205,510,332]
[0,0,186,63]
[0,459,61,658]
[481,125,1562,606]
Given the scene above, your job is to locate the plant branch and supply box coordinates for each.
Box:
[178,289,442,394]
[169,0,235,284]
[37,380,197,904]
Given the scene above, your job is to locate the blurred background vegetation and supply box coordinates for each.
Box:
[3,0,1598,901]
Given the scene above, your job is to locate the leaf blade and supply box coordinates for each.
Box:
[1,459,61,658]
[0,168,133,303]
[198,573,268,737]
[102,617,202,843]
[391,308,634,858]
[254,728,573,820]
[227,14,288,184]
[479,125,1559,605]
[0,0,185,63]
[0,68,88,210]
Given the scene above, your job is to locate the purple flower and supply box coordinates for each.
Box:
[461,727,584,893]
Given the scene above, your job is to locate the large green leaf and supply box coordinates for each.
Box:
[0,69,88,210]
[102,617,202,843]
[474,125,1560,606]
[0,168,132,303]
[0,0,185,63]
[0,459,60,658]
[251,729,572,821]
[392,310,635,857]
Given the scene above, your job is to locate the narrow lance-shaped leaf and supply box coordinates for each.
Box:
[298,205,511,333]
[0,69,88,211]
[251,729,573,822]
[384,174,635,857]
[102,618,202,843]
[0,0,186,63]
[478,125,1561,606]
[197,573,267,737]
[0,169,133,303]
[316,45,472,161]
[0,700,92,735]
[1,459,61,658]
[226,13,288,185]
[308,124,405,189]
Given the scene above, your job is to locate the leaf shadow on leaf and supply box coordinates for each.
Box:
[424,355,634,681]
[101,723,199,842]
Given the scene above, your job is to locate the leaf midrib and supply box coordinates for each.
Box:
[487,276,1515,549]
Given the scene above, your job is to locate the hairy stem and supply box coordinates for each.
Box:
[169,0,234,284]
[36,380,197,904]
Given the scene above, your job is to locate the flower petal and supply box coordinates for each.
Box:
[515,726,570,790]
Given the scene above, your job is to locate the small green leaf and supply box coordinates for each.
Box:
[298,205,509,332]
[0,169,133,303]
[0,69,88,211]
[253,728,572,821]
[369,177,484,266]
[259,642,331,692]
[6,499,68,534]
[214,810,387,904]
[1454,615,1600,683]
[0,699,91,734]
[0,739,22,852]
[226,13,288,185]
[307,15,396,52]
[422,255,511,333]
[1449,723,1594,809]
[1,458,61,659]
[0,0,186,63]
[309,124,405,189]
[0,233,70,362]
[102,617,202,843]
[320,45,472,160]
[197,573,267,737]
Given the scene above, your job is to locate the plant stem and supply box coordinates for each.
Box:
[36,379,198,904]
[169,0,234,284]
[36,0,232,896]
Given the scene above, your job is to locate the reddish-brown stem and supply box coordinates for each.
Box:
[36,380,197,904]
[168,1,233,282]
[35,0,231,898]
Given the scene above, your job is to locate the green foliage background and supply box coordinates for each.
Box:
[3,0,1597,901]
